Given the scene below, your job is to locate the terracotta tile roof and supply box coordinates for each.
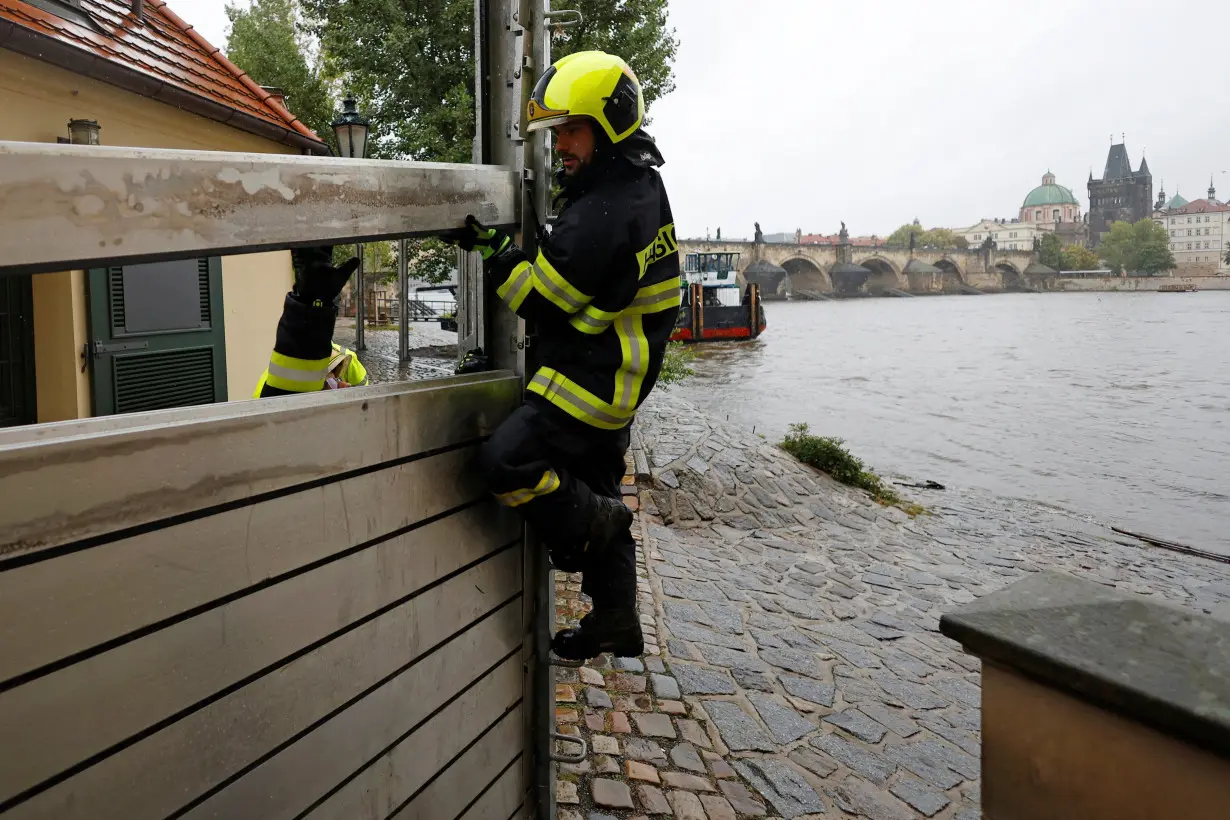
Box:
[1164,199,1230,215]
[800,233,881,246]
[0,0,326,150]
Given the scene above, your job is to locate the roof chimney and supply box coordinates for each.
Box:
[132,0,143,21]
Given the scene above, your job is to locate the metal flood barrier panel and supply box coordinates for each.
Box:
[0,373,529,819]
[0,0,559,813]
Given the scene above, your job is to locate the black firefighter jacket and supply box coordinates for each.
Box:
[486,143,681,431]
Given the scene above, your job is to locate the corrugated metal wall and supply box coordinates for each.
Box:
[0,373,529,820]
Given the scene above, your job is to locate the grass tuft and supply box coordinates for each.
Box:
[780,423,923,515]
[656,341,695,388]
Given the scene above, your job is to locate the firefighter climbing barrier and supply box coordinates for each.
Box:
[0,1,570,817]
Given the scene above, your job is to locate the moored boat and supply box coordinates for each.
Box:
[670,251,768,342]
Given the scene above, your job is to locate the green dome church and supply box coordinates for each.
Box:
[1020,172,1081,227]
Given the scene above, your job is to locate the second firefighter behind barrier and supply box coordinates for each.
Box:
[443,51,681,661]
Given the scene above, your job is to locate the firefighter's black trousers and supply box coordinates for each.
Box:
[481,401,636,613]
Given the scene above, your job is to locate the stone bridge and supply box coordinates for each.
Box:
[680,240,1039,296]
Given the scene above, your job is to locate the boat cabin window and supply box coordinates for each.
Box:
[684,252,739,278]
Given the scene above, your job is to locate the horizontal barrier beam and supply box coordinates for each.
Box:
[0,142,518,276]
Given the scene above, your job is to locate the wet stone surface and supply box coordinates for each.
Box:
[332,323,457,384]
[733,759,826,818]
[701,700,777,752]
[630,394,1230,818]
[552,392,1230,818]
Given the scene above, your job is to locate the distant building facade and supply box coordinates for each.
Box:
[956,219,1040,251]
[1152,179,1230,275]
[1088,142,1152,245]
[799,232,881,247]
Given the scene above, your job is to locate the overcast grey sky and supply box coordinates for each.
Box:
[188,0,1228,239]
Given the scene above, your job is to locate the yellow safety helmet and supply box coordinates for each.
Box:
[526,51,644,144]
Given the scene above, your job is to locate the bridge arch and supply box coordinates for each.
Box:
[780,257,831,294]
[856,256,903,293]
[995,261,1027,291]
[933,258,966,291]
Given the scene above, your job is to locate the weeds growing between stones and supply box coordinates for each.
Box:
[780,423,924,515]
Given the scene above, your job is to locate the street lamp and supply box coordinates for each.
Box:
[67,119,101,145]
[331,95,371,349]
[330,94,370,159]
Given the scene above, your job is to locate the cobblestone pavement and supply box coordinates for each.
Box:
[553,392,1230,820]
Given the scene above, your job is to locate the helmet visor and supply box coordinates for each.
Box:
[527,66,569,130]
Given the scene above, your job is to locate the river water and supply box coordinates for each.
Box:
[673,292,1230,556]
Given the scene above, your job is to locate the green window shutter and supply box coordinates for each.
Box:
[88,258,228,416]
[113,347,217,414]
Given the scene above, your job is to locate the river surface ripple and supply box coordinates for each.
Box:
[674,292,1230,556]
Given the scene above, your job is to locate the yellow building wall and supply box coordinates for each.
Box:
[30,271,91,423]
[221,253,295,400]
[0,49,301,419]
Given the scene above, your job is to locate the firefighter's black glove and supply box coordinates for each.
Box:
[439,215,512,260]
[292,246,360,308]
[454,347,490,375]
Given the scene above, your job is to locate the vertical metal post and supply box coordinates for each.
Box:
[475,1,554,817]
[355,242,366,351]
[398,238,410,362]
[455,0,487,363]
[521,4,554,820]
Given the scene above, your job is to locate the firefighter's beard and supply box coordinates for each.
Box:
[559,151,589,177]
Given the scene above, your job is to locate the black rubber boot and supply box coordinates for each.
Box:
[553,608,644,661]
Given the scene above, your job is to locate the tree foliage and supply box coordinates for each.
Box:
[885,223,969,250]
[553,1,678,110]
[402,239,458,285]
[1037,232,1063,269]
[656,341,694,387]
[361,241,395,282]
[225,0,336,146]
[1098,220,1176,275]
[302,0,678,163]
[1060,244,1101,271]
[301,0,474,162]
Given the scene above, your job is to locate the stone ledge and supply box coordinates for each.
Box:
[940,570,1230,756]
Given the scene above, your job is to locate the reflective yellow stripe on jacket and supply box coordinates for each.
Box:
[523,223,681,429]
[494,469,562,508]
[261,350,334,393]
[253,343,367,397]
[568,277,680,335]
[496,250,592,315]
[528,368,637,430]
